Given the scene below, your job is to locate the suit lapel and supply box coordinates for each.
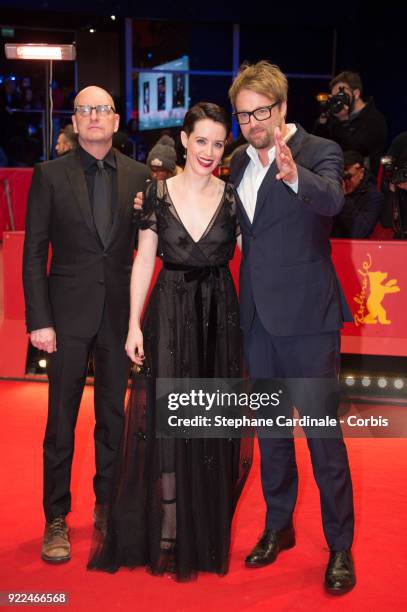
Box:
[286,125,304,160]
[251,124,306,227]
[231,150,252,227]
[251,159,277,226]
[66,150,98,242]
[231,144,278,227]
[234,188,251,228]
[105,152,130,248]
[232,150,250,190]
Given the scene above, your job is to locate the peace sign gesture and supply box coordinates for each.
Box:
[275,126,297,185]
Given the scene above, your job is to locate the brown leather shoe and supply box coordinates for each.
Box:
[93,504,108,536]
[41,516,70,564]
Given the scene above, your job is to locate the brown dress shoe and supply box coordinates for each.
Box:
[93,504,108,537]
[41,516,70,564]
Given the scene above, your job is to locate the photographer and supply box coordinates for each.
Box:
[380,132,407,239]
[332,151,384,238]
[313,71,387,176]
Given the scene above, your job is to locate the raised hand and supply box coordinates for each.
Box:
[275,126,298,184]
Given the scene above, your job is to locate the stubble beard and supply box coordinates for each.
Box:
[246,120,279,150]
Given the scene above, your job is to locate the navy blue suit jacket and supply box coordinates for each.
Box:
[230,125,352,336]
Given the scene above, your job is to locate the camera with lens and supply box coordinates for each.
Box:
[380,155,407,185]
[380,155,407,238]
[324,87,352,115]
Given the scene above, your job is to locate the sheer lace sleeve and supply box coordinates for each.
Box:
[138,180,158,233]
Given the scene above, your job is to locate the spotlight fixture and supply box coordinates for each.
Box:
[38,359,47,368]
[5,43,76,61]
[4,43,76,161]
[377,377,388,389]
[361,377,371,387]
[394,379,404,390]
[345,376,355,386]
[89,28,96,34]
[110,15,116,20]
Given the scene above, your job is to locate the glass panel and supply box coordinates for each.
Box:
[133,20,233,72]
[240,24,334,75]
[0,27,76,165]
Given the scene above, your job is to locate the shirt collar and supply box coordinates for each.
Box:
[79,144,116,171]
[246,123,297,168]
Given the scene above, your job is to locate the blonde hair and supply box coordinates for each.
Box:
[228,60,288,107]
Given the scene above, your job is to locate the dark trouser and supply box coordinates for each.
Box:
[43,307,130,522]
[244,312,354,551]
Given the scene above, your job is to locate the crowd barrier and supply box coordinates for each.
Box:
[1,231,405,379]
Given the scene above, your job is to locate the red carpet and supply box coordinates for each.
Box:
[0,380,406,611]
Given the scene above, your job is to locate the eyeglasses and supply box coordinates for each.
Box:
[74,104,116,116]
[232,101,279,125]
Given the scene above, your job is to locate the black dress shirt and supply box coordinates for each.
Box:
[78,144,118,223]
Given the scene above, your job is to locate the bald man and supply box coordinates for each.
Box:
[23,86,149,563]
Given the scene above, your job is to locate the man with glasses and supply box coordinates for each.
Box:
[23,86,149,563]
[229,61,356,594]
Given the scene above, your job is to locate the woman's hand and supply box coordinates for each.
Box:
[134,191,144,211]
[125,326,145,365]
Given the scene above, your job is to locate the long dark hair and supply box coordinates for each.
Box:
[182,102,231,138]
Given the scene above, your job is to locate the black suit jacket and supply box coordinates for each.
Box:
[230,125,352,336]
[23,148,149,338]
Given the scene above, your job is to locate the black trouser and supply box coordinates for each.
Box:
[43,308,130,522]
[244,312,354,551]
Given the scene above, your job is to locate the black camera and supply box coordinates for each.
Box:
[380,155,407,185]
[393,165,407,185]
[325,87,351,115]
[380,155,407,239]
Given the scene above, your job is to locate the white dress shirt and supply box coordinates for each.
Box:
[237,123,298,223]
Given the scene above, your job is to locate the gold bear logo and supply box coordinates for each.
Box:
[354,255,401,326]
[361,271,400,325]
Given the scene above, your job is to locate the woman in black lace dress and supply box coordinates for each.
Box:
[88,103,252,581]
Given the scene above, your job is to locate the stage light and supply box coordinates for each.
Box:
[5,44,76,61]
[38,359,47,368]
[345,376,355,386]
[394,379,404,390]
[4,43,75,160]
[89,28,96,34]
[361,377,371,387]
[377,377,388,389]
[316,92,329,103]
[111,15,116,20]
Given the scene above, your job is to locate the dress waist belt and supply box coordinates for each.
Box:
[163,262,227,376]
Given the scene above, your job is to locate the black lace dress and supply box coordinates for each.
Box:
[88,179,253,581]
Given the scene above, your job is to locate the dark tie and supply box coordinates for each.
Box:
[93,160,111,246]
